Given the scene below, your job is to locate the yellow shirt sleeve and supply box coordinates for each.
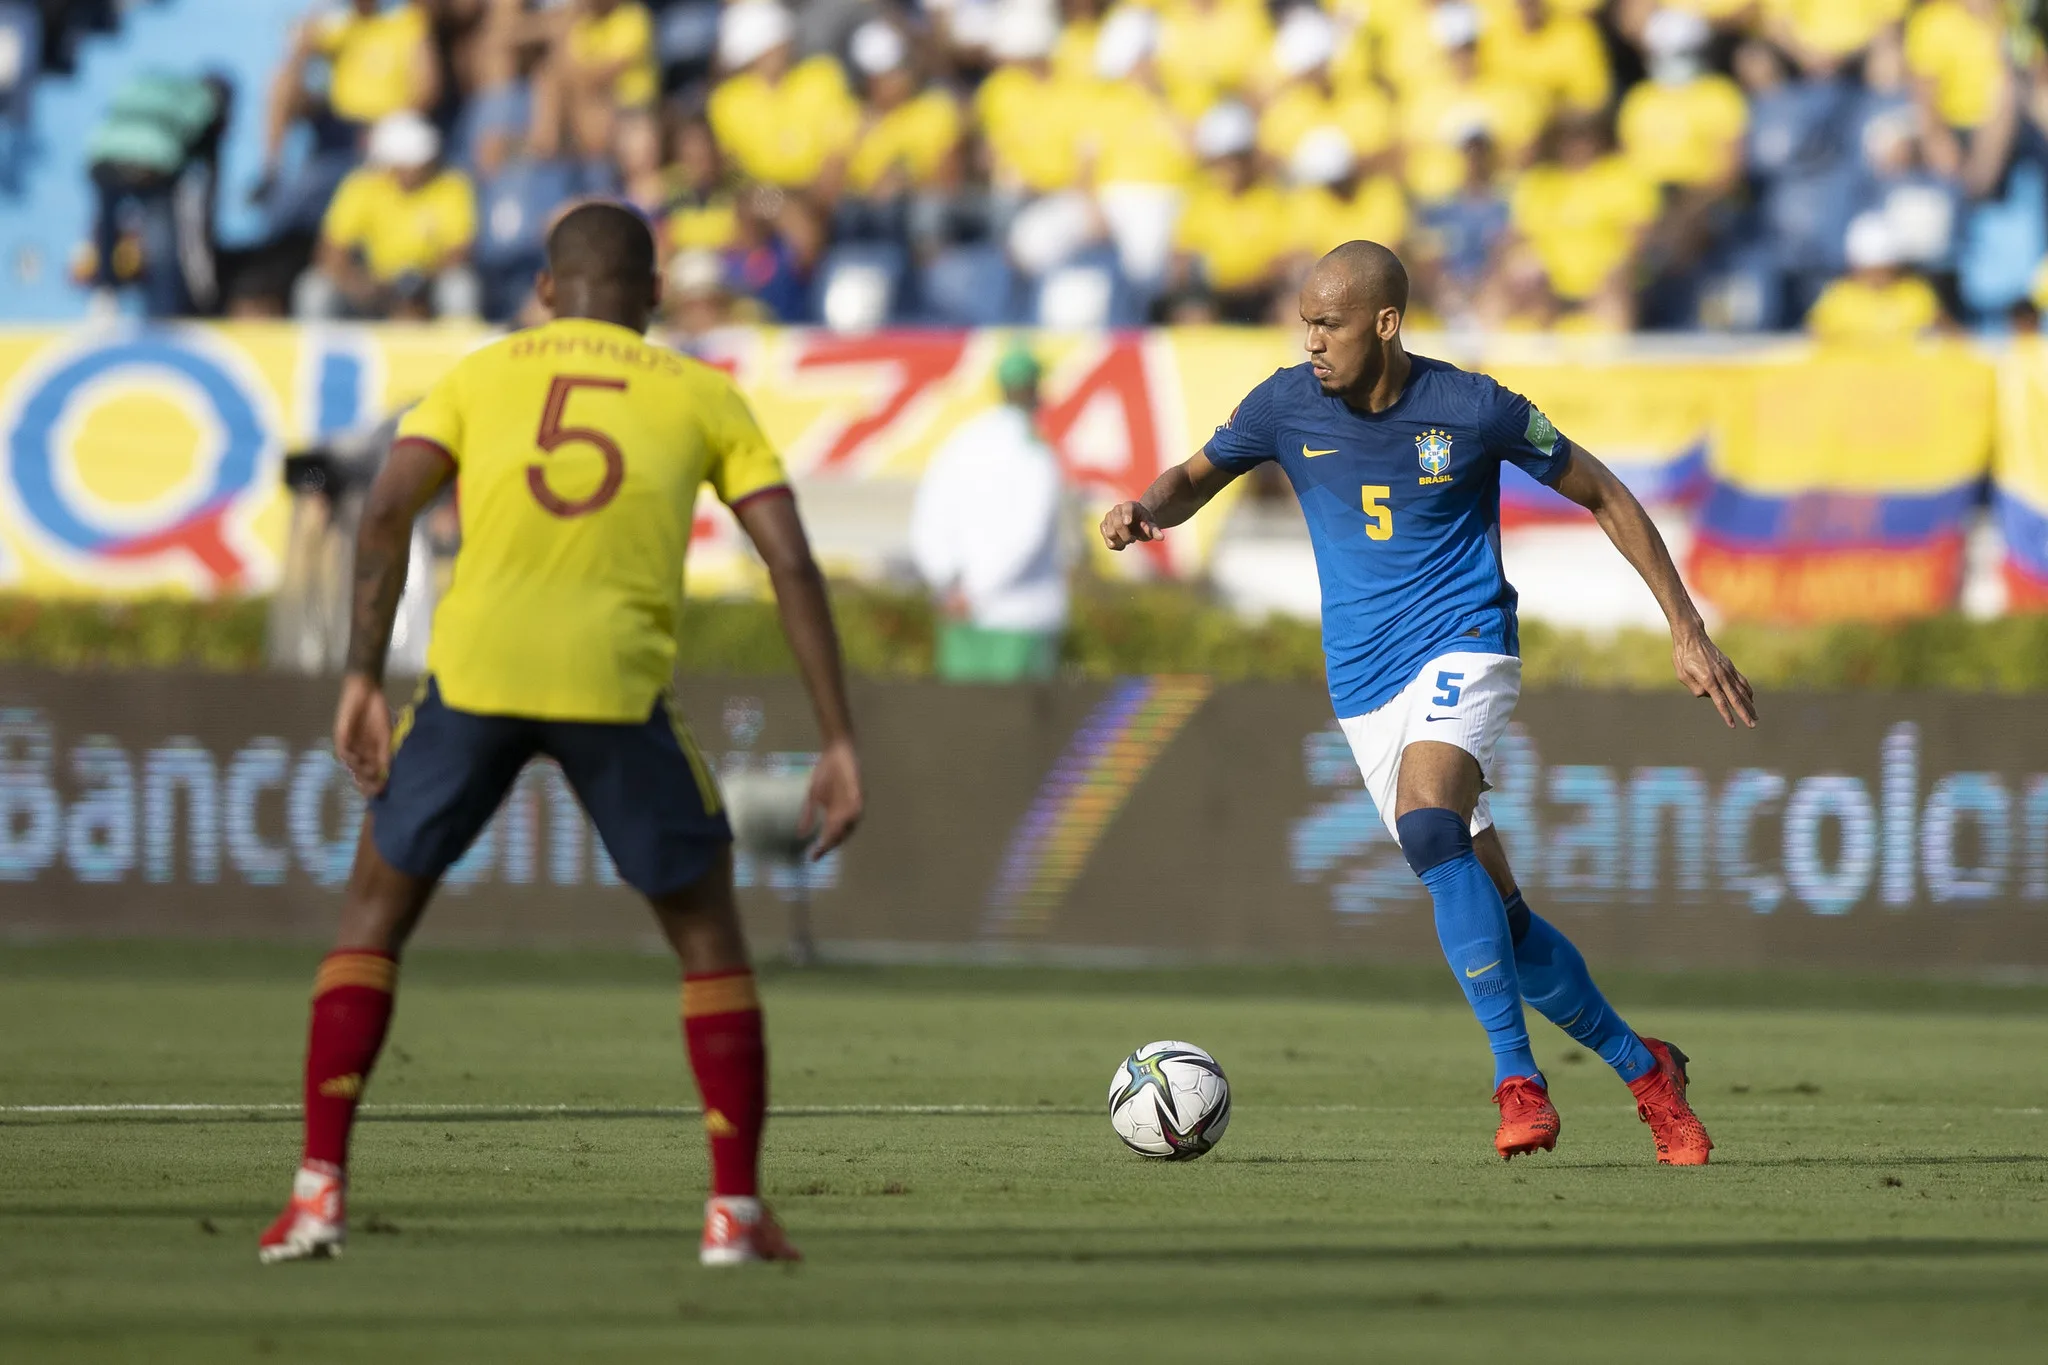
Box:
[396,365,466,462]
[434,171,478,257]
[321,171,375,248]
[704,380,788,506]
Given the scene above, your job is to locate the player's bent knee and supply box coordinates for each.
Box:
[1395,807,1472,879]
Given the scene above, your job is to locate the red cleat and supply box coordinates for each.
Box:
[700,1196,803,1266]
[1630,1037,1714,1166]
[1492,1075,1561,1160]
[258,1164,346,1264]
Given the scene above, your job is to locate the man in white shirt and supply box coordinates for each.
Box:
[910,344,1070,681]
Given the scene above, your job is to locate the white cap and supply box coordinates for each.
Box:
[1429,2,1483,50]
[850,19,908,76]
[1289,125,1357,186]
[1194,100,1258,159]
[1271,6,1337,79]
[1643,7,1709,57]
[367,112,439,170]
[1094,6,1159,81]
[667,249,726,297]
[719,1,795,70]
[1845,211,1900,270]
[989,0,1058,61]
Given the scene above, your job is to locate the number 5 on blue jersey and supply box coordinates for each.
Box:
[1362,485,1392,540]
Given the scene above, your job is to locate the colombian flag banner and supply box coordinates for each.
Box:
[1688,344,1995,623]
[1995,340,2048,609]
[1479,342,1720,525]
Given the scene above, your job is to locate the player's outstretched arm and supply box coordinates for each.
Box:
[735,491,864,857]
[335,437,455,795]
[1553,445,1757,729]
[1099,450,1240,550]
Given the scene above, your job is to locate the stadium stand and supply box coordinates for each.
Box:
[1,0,2046,330]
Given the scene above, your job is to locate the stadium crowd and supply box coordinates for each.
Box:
[69,0,2048,333]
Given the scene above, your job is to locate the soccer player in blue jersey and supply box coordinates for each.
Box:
[1101,242,1755,1163]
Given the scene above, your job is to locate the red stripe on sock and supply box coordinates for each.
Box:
[682,974,765,1197]
[302,951,397,1169]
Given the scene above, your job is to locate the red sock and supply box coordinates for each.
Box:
[301,950,398,1171]
[682,968,766,1198]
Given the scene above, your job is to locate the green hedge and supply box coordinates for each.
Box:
[8,589,2048,691]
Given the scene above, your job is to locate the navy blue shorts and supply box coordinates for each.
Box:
[369,679,731,897]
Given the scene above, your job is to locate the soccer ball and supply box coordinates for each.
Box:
[1107,1040,1231,1160]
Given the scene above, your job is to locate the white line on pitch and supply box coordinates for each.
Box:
[0,1101,1374,1117]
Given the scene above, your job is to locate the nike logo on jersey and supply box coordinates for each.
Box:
[1465,960,1501,979]
[1302,445,1338,458]
[1424,713,1456,722]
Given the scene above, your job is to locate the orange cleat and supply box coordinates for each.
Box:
[258,1164,346,1264]
[700,1196,803,1266]
[1492,1075,1561,1160]
[1630,1037,1714,1166]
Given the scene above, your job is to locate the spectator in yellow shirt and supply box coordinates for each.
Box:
[1904,0,2010,131]
[549,0,659,161]
[1259,7,1397,170]
[262,0,439,189]
[1481,0,1610,118]
[1617,9,1748,190]
[1052,0,1107,85]
[1806,212,1945,343]
[296,113,479,321]
[1172,101,1292,321]
[1509,112,1660,311]
[1398,3,1545,201]
[661,119,740,258]
[975,3,1082,197]
[706,1,859,189]
[1765,0,1911,75]
[837,20,965,239]
[1285,126,1411,263]
[1084,6,1195,288]
[1155,0,1274,121]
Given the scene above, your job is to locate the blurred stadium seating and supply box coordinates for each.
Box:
[0,0,2042,331]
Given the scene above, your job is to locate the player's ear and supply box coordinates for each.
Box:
[647,268,664,316]
[1377,305,1402,341]
[535,270,555,315]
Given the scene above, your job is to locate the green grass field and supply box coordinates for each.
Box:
[2,943,2045,1364]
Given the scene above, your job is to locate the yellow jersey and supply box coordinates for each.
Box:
[396,318,790,721]
[1617,74,1749,188]
[1258,82,1396,164]
[567,2,659,108]
[1904,0,2009,130]
[1176,179,1291,291]
[1288,176,1410,258]
[323,167,476,281]
[310,2,429,125]
[1806,275,1943,344]
[706,56,859,187]
[1510,156,1660,301]
[846,89,963,193]
[975,67,1085,193]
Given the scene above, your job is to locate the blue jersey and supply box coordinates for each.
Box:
[1205,356,1572,716]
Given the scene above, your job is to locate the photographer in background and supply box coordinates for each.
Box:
[911,343,1071,683]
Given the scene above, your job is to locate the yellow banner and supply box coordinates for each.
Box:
[0,324,2023,602]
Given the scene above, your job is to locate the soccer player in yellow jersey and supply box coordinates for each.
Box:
[259,203,862,1269]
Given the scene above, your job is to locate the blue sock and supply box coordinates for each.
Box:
[1504,889,1655,1085]
[1396,809,1541,1089]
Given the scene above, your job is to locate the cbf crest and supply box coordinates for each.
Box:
[1415,428,1454,485]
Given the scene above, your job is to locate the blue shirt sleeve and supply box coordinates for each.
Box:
[1480,379,1572,487]
[1203,369,1285,473]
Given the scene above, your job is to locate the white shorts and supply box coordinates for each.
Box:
[1337,652,1521,840]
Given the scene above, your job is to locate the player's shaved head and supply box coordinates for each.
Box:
[546,201,657,285]
[1299,240,1411,410]
[1309,240,1409,316]
[539,200,661,332]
